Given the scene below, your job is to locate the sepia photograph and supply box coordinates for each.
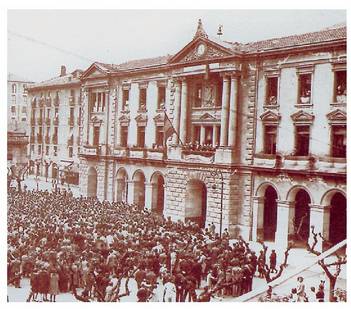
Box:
[6,7,347,303]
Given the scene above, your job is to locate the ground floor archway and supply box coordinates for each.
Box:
[87,167,97,197]
[115,168,128,203]
[329,192,346,245]
[151,173,165,215]
[263,186,278,241]
[294,189,311,244]
[133,170,145,208]
[185,179,207,228]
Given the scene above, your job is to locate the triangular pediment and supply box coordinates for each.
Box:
[291,110,315,123]
[199,112,217,121]
[169,37,234,64]
[119,114,130,124]
[81,62,110,79]
[135,113,148,123]
[260,110,281,123]
[153,113,165,124]
[326,109,346,122]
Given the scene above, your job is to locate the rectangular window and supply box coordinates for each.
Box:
[68,146,73,158]
[30,145,34,153]
[53,146,57,156]
[264,125,277,154]
[295,125,310,156]
[120,126,128,147]
[155,126,164,147]
[122,89,129,110]
[137,126,146,148]
[22,106,27,114]
[157,86,166,109]
[335,70,347,103]
[11,106,16,113]
[298,74,312,103]
[194,83,202,107]
[38,145,42,154]
[331,125,346,158]
[266,77,278,105]
[45,146,49,155]
[139,88,147,110]
[93,126,100,146]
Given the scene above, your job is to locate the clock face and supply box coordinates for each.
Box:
[197,43,206,56]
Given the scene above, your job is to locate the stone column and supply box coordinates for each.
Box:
[220,75,230,146]
[275,200,295,250]
[127,180,135,205]
[172,80,181,145]
[200,125,206,145]
[252,196,265,242]
[213,125,219,147]
[228,75,239,147]
[144,182,154,211]
[179,78,188,144]
[309,204,330,252]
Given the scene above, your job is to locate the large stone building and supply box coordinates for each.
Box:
[27,66,83,185]
[7,73,34,133]
[29,20,347,251]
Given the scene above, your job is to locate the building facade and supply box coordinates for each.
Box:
[7,73,34,133]
[28,20,346,251]
[27,66,83,185]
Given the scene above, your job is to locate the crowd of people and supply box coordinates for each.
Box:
[7,188,269,302]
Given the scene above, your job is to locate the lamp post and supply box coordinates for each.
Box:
[210,169,224,237]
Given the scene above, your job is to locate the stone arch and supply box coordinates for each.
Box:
[132,169,146,208]
[185,178,207,228]
[320,188,346,206]
[321,189,346,245]
[87,166,98,197]
[115,167,129,202]
[150,171,165,215]
[286,185,314,205]
[186,170,209,186]
[255,181,281,200]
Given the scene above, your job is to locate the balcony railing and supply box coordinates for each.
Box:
[82,145,99,156]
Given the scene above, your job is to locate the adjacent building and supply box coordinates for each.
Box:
[27,66,83,185]
[27,20,347,251]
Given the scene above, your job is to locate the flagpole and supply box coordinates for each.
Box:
[163,109,184,146]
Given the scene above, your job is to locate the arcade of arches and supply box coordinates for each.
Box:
[253,184,346,251]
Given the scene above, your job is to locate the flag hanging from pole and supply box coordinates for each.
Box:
[163,112,176,146]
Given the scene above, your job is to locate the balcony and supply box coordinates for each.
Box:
[53,117,59,126]
[68,118,74,126]
[69,96,75,106]
[37,118,43,125]
[45,118,51,125]
[53,97,60,107]
[45,98,52,107]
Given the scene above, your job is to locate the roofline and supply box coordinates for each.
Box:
[27,80,81,92]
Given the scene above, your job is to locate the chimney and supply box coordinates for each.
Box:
[60,65,66,77]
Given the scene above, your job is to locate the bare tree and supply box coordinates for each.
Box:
[304,226,347,302]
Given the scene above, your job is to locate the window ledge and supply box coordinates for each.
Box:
[294,103,313,108]
[330,102,346,107]
[254,153,276,159]
[263,104,279,109]
[285,155,310,160]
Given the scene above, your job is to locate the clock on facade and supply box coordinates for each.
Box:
[196,43,206,56]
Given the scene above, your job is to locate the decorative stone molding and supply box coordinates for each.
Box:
[122,83,131,90]
[153,113,165,126]
[296,64,314,74]
[260,110,281,125]
[138,82,148,89]
[290,110,315,124]
[326,109,346,124]
[119,114,130,127]
[135,113,148,126]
